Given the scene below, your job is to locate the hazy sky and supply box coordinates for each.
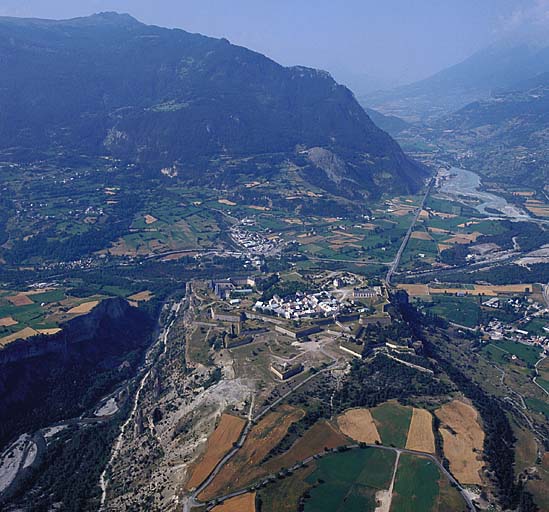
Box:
[1,0,547,90]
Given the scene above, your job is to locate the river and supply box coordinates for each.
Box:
[439,167,531,220]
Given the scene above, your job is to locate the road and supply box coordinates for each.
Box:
[182,353,347,511]
[386,177,434,286]
[533,355,549,398]
[199,443,476,512]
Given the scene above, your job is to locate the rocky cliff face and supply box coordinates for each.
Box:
[0,298,135,365]
[0,298,155,447]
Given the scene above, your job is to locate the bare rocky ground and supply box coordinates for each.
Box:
[104,310,255,511]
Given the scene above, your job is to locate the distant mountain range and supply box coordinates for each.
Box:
[363,38,549,122]
[0,12,426,197]
[433,72,549,187]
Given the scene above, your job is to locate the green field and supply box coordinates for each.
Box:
[526,398,549,419]
[370,402,412,448]
[482,340,542,367]
[424,296,481,328]
[391,454,439,512]
[303,448,396,512]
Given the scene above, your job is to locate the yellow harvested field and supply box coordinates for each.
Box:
[68,300,99,314]
[396,284,430,296]
[37,328,62,335]
[525,201,549,217]
[405,408,435,453]
[247,205,270,211]
[212,493,256,512]
[337,408,381,444]
[6,293,34,306]
[187,414,246,490]
[428,227,450,234]
[438,244,452,252]
[218,199,237,206]
[411,231,433,241]
[283,218,302,224]
[399,283,534,297]
[128,290,154,302]
[445,232,482,244]
[513,191,535,197]
[0,327,39,347]
[436,400,484,485]
[419,209,430,219]
[144,214,158,225]
[0,316,18,327]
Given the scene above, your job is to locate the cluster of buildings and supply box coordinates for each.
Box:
[229,225,281,256]
[483,319,548,352]
[210,276,256,300]
[253,291,341,320]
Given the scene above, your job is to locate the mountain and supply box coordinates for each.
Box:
[363,38,549,122]
[433,74,549,187]
[363,108,411,137]
[0,13,426,197]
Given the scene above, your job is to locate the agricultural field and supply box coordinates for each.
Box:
[199,405,304,500]
[186,414,246,490]
[482,340,542,367]
[257,446,466,512]
[370,401,413,448]
[435,400,484,485]
[0,288,106,347]
[391,454,466,512]
[302,448,396,512]
[397,283,536,298]
[337,408,381,444]
[211,492,256,512]
[405,408,435,454]
[264,421,349,471]
[419,295,481,328]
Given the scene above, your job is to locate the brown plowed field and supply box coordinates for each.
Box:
[186,413,246,490]
[199,405,303,501]
[6,293,33,306]
[266,420,348,471]
[211,492,255,512]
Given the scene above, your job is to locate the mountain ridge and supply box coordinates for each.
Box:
[0,12,426,197]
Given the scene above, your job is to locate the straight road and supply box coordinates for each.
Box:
[386,177,434,286]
